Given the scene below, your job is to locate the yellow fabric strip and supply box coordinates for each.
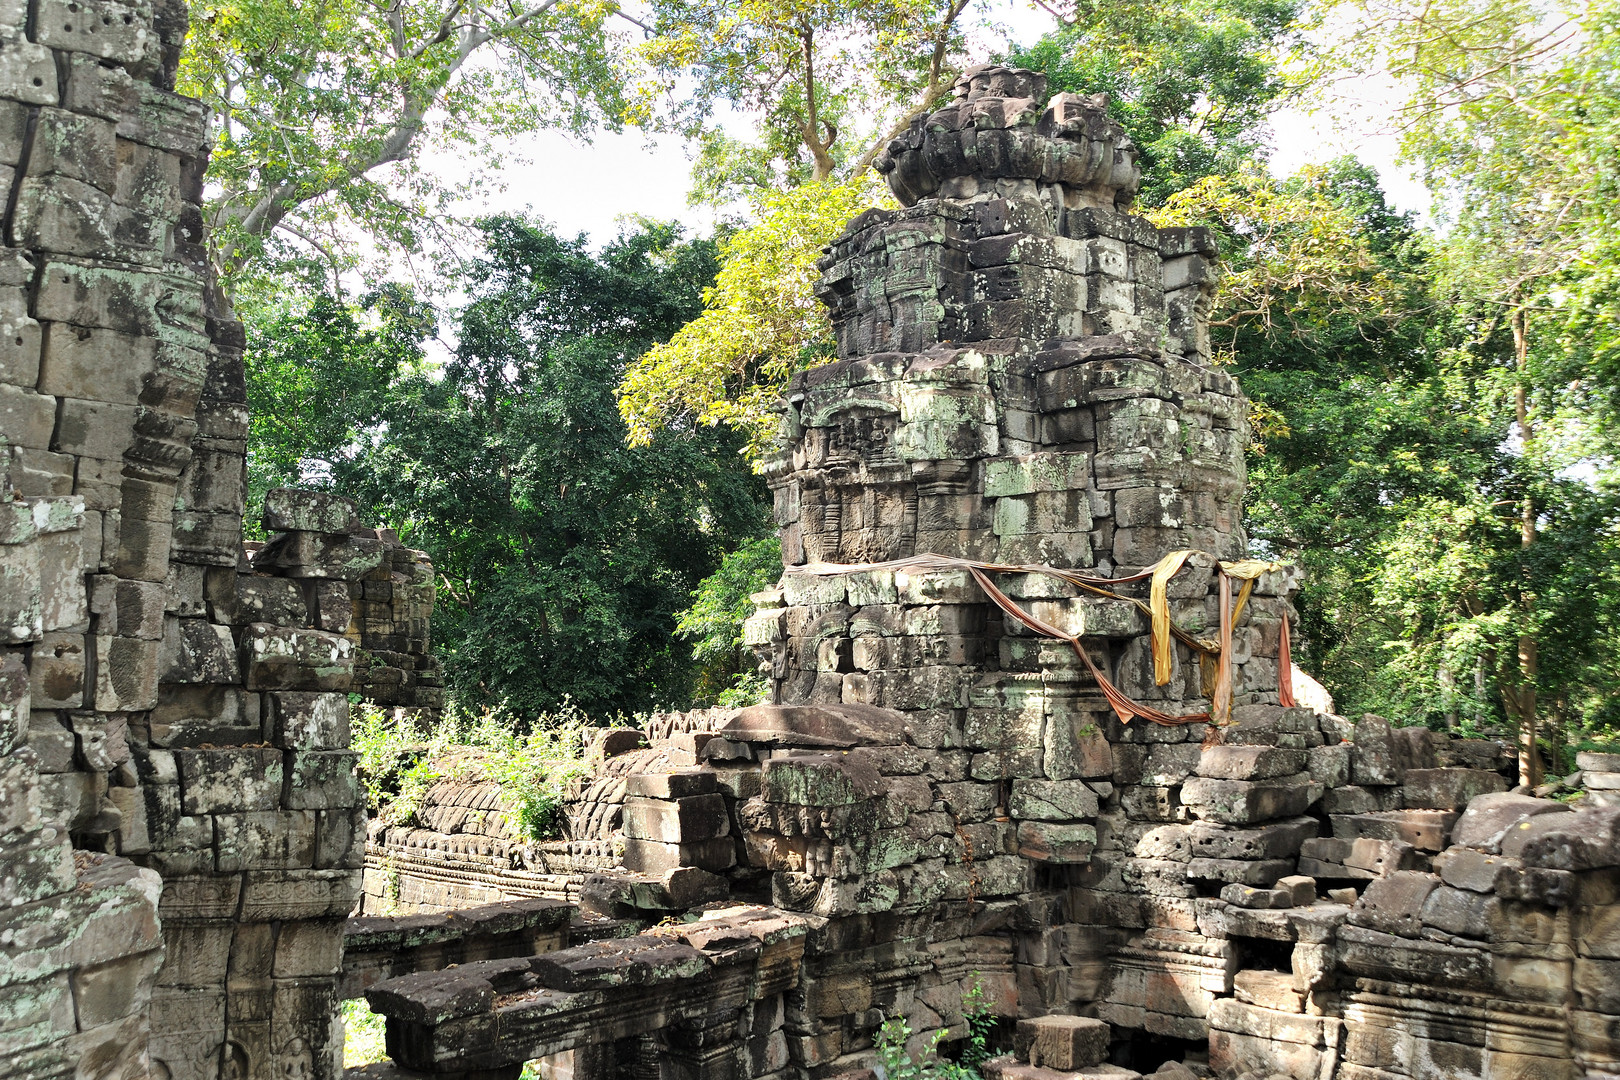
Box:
[1149,550,1195,687]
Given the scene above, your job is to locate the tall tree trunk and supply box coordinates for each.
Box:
[1513,304,1541,788]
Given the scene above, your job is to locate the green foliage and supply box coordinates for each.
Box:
[874,981,997,1080]
[341,999,388,1068]
[465,703,597,841]
[636,0,976,186]
[1009,0,1305,205]
[676,535,783,704]
[618,175,889,453]
[244,217,772,717]
[242,284,434,536]
[350,700,599,842]
[178,0,630,284]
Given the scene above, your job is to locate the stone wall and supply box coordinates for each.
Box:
[0,2,435,1078]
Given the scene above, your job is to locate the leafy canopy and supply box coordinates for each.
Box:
[243,217,770,716]
[618,174,888,454]
[179,0,631,286]
[1011,0,1306,205]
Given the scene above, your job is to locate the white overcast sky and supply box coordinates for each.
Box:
[421,3,1427,247]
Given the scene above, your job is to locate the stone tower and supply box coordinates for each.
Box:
[755,64,1288,738]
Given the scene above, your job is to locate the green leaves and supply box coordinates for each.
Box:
[179,0,630,284]
[328,217,770,716]
[1012,0,1306,205]
[618,174,888,453]
[676,535,783,703]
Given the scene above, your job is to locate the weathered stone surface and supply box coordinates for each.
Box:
[263,488,359,534]
[622,794,731,843]
[241,622,354,690]
[1014,1015,1110,1069]
[1402,767,1509,810]
[1181,773,1320,825]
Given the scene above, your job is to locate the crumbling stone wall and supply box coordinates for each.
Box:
[0,3,436,1078]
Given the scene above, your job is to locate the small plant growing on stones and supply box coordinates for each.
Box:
[874,980,996,1080]
[351,699,595,842]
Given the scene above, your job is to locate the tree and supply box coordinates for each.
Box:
[1330,0,1620,781]
[617,0,984,449]
[245,217,771,716]
[637,0,977,190]
[675,534,783,704]
[618,173,887,454]
[242,282,434,527]
[178,0,632,284]
[1010,0,1306,205]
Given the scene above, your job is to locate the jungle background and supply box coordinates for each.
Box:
[184,0,1620,781]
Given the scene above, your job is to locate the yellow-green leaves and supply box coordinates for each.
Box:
[1148,165,1408,354]
[617,173,892,457]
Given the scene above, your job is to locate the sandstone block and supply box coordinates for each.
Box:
[1451,791,1572,852]
[1233,969,1305,1013]
[1016,821,1097,862]
[30,631,85,707]
[176,747,282,813]
[266,691,349,750]
[1196,745,1306,781]
[624,770,717,799]
[1348,870,1440,937]
[158,616,240,684]
[1402,767,1509,810]
[622,793,730,843]
[215,809,316,871]
[1181,773,1319,825]
[241,622,354,691]
[284,751,360,810]
[263,488,359,533]
[1349,714,1406,786]
[1189,858,1293,886]
[1013,1015,1109,1069]
[1330,809,1459,852]
[1188,817,1317,861]
[621,836,736,874]
[1010,778,1099,820]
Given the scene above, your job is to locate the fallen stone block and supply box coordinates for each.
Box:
[1220,882,1291,910]
[1402,767,1509,810]
[1347,870,1440,937]
[1188,857,1293,886]
[1450,791,1571,852]
[1330,809,1459,852]
[1014,1015,1110,1069]
[1349,714,1407,786]
[1195,745,1306,781]
[1188,817,1317,861]
[1275,875,1316,906]
[1433,846,1513,893]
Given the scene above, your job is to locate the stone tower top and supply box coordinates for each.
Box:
[875,64,1141,212]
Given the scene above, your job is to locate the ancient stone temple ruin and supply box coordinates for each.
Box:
[5,19,1620,1080]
